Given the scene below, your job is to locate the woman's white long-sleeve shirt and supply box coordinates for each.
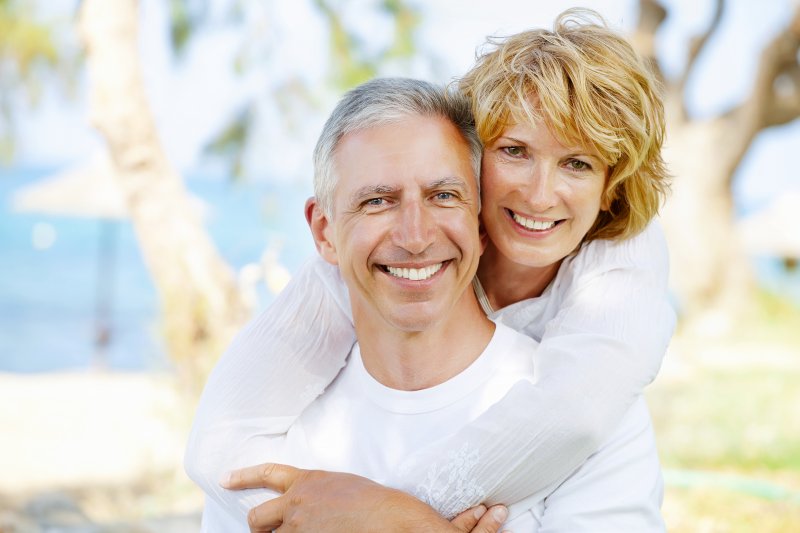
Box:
[184,220,675,521]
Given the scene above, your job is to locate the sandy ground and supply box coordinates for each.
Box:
[0,371,203,531]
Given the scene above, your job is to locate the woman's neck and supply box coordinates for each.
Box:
[477,243,562,311]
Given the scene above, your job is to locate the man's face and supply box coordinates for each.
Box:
[312,114,481,332]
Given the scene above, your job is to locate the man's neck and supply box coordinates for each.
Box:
[352,291,495,391]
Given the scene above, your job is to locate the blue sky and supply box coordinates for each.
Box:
[13,0,800,214]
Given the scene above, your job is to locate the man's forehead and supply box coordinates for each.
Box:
[332,116,475,194]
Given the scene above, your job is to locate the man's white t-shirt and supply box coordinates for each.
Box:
[201,322,665,531]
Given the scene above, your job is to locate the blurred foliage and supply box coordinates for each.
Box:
[202,0,421,178]
[0,0,79,163]
[167,0,205,57]
[312,0,420,90]
[0,0,420,175]
[204,102,253,180]
[0,0,57,161]
[166,0,246,59]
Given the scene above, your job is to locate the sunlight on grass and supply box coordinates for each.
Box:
[648,305,800,532]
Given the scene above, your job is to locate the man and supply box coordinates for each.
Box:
[188,78,664,532]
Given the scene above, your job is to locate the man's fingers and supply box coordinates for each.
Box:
[221,462,301,492]
[247,498,285,533]
[468,505,508,533]
[450,505,488,532]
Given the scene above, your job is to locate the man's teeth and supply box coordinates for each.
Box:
[512,213,556,231]
[386,263,443,281]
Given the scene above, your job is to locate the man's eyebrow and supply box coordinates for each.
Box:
[349,184,397,204]
[426,176,470,191]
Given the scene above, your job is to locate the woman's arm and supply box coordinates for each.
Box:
[184,255,356,521]
[396,221,676,517]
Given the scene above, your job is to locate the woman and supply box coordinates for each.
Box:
[185,8,673,530]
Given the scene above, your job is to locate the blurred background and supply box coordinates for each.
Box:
[1,0,798,531]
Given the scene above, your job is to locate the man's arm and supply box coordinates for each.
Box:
[223,463,510,533]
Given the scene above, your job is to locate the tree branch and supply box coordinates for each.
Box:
[759,6,800,128]
[717,5,800,189]
[677,0,724,100]
[633,0,667,82]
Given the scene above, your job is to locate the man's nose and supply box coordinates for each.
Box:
[392,200,436,255]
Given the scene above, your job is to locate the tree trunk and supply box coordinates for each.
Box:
[78,0,250,389]
[660,117,755,331]
[638,0,800,332]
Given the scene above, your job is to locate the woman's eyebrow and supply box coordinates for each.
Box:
[496,135,526,144]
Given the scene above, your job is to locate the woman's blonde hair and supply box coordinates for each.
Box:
[459,8,669,241]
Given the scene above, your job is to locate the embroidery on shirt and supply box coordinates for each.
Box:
[408,442,487,519]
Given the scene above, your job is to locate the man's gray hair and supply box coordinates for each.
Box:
[313,77,483,217]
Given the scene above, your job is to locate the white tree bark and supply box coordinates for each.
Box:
[78,0,250,387]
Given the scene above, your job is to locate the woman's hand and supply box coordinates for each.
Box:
[222,462,509,533]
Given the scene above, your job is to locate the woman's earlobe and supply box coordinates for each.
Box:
[600,192,612,212]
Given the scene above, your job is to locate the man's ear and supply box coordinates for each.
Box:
[478,220,489,255]
[305,196,338,265]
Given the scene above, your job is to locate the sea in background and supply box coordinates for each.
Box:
[1,164,799,373]
[0,165,316,373]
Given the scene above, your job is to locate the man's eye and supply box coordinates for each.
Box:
[502,146,525,157]
[365,198,384,206]
[434,192,455,201]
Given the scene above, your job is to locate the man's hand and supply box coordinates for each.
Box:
[222,462,508,533]
[450,504,510,533]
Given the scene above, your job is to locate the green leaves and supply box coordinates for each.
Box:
[314,0,420,90]
[0,0,67,161]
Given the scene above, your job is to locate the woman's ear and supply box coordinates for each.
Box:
[306,197,338,265]
[600,188,612,212]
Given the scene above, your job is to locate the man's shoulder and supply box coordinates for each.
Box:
[479,322,538,380]
[490,320,539,352]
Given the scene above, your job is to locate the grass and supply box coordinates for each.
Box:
[648,303,800,532]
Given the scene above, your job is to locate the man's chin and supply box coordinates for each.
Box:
[377,304,445,333]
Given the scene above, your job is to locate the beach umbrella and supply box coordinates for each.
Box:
[11,155,204,367]
[12,155,130,219]
[12,156,132,366]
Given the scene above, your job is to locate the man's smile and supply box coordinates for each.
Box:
[378,261,448,281]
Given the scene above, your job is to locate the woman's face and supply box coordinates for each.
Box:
[480,117,609,270]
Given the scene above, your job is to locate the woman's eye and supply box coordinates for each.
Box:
[502,146,525,158]
[567,159,591,171]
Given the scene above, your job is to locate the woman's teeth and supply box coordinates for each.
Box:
[512,212,556,231]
